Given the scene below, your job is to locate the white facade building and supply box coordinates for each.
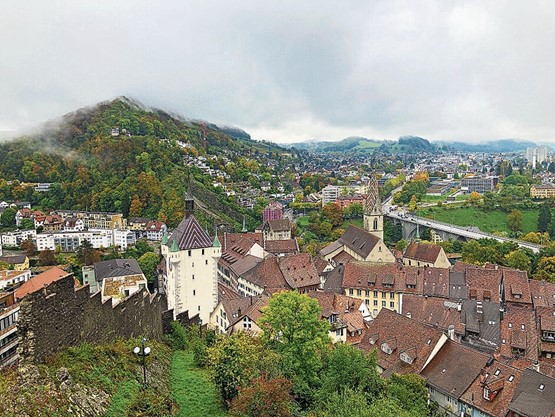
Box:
[36,229,136,251]
[159,189,221,323]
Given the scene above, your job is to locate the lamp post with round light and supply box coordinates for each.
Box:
[133,338,151,389]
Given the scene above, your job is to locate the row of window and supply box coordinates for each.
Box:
[349,289,395,299]
[0,313,17,332]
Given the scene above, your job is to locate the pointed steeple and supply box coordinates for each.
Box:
[170,237,179,252]
[213,226,221,248]
[241,215,247,233]
[161,231,169,245]
[364,174,382,216]
[185,174,195,218]
[363,173,384,240]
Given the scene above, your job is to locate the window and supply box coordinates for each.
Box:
[373,300,378,306]
[357,289,362,296]
[365,289,370,297]
[193,290,196,296]
[508,323,513,328]
[494,369,501,376]
[390,301,395,308]
[365,299,369,305]
[382,292,386,298]
[336,329,343,336]
[508,375,515,382]
[192,275,195,280]
[202,249,205,255]
[390,292,394,299]
[373,290,378,297]
[349,289,353,295]
[382,301,386,307]
[188,250,192,256]
[205,260,208,265]
[373,218,378,230]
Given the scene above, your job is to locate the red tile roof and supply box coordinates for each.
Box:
[403,241,443,264]
[278,253,320,290]
[358,308,445,376]
[16,267,71,299]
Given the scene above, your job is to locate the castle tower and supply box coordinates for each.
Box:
[364,175,383,241]
[160,183,221,323]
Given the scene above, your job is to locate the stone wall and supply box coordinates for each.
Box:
[18,275,164,364]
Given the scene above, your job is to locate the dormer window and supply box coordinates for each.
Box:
[381,342,393,354]
[483,387,490,400]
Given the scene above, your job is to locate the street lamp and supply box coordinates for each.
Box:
[133,338,151,389]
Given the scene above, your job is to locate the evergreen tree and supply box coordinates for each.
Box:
[538,202,552,233]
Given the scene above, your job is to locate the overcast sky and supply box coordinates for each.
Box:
[1,1,554,143]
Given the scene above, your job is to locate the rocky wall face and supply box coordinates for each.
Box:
[17,275,163,364]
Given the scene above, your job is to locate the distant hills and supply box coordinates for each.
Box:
[288,136,544,154]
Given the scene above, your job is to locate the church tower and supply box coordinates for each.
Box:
[364,175,383,240]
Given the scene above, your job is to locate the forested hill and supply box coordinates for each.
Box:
[290,135,437,154]
[0,97,277,229]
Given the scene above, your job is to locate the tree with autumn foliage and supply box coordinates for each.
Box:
[228,376,293,417]
[129,194,143,217]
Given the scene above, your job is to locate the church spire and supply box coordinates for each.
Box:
[363,174,384,240]
[185,174,195,218]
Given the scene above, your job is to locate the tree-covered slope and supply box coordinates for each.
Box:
[0,97,266,228]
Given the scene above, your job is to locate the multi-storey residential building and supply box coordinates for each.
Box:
[55,210,126,229]
[263,201,283,223]
[321,185,341,206]
[526,146,548,169]
[530,184,555,199]
[36,229,135,251]
[0,294,19,368]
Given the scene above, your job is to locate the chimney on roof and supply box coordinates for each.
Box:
[533,361,540,372]
[250,295,253,305]
[448,325,455,341]
[237,308,242,317]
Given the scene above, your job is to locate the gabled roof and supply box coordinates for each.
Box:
[461,300,500,347]
[421,267,450,298]
[403,241,443,263]
[278,253,320,289]
[16,267,70,299]
[465,267,502,303]
[94,259,143,281]
[218,281,241,301]
[338,225,381,259]
[402,294,464,335]
[509,368,555,417]
[242,255,290,294]
[0,254,27,265]
[167,214,212,250]
[324,264,345,294]
[421,339,490,399]
[264,219,291,232]
[529,279,555,309]
[264,239,298,254]
[498,305,537,361]
[460,360,522,417]
[502,269,531,305]
[358,308,445,376]
[222,232,263,252]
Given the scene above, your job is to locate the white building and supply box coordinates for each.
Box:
[36,229,136,251]
[0,230,36,247]
[159,188,221,323]
[321,185,340,206]
[526,146,548,169]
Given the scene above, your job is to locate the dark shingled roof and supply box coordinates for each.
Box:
[94,259,143,281]
[168,214,212,250]
[421,339,490,400]
[324,264,345,294]
[509,368,555,417]
[338,225,381,259]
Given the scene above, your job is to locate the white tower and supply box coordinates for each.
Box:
[160,184,221,323]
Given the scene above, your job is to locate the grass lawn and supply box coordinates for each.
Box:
[170,351,226,417]
[416,206,539,234]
